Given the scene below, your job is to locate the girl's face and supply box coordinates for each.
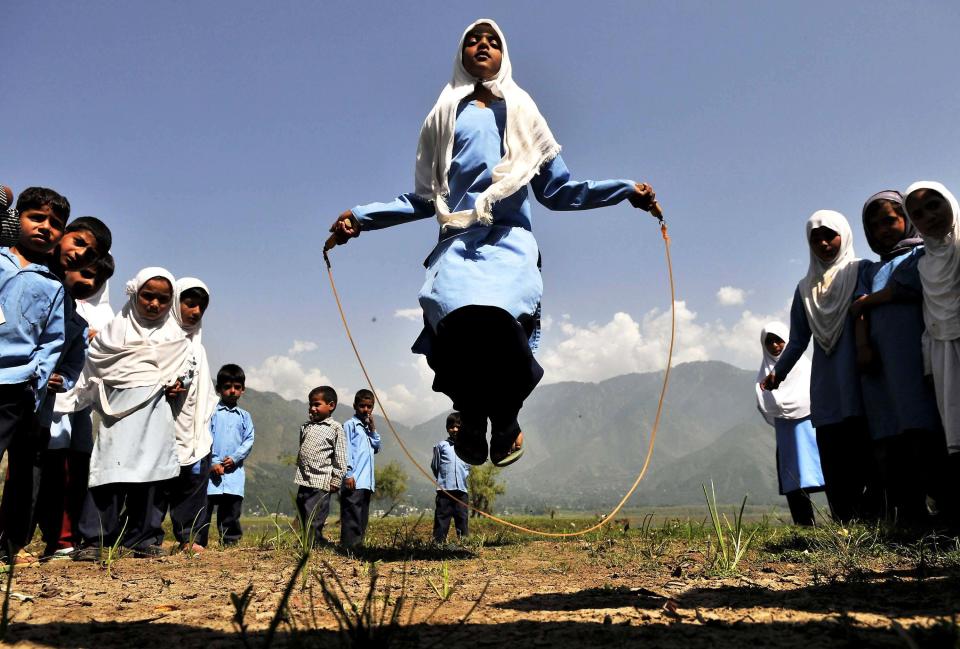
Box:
[809,226,842,262]
[136,277,173,321]
[57,229,99,271]
[906,189,953,238]
[179,289,209,328]
[866,201,907,252]
[462,24,503,80]
[764,333,785,357]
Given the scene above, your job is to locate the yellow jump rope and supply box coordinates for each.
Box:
[323,203,674,538]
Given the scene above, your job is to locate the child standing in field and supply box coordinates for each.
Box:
[199,364,254,548]
[294,386,347,547]
[341,389,380,549]
[431,412,470,541]
[761,211,872,523]
[0,187,69,559]
[755,322,824,526]
[74,267,191,560]
[328,18,659,469]
[851,191,944,527]
[903,181,960,527]
[163,278,218,552]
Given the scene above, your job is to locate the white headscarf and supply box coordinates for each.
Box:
[904,181,960,341]
[755,321,811,423]
[415,18,561,231]
[83,267,191,417]
[172,277,216,465]
[798,210,860,355]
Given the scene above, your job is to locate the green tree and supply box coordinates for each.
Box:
[466,463,506,518]
[374,460,408,517]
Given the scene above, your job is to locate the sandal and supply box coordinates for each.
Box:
[490,427,524,468]
[454,412,488,465]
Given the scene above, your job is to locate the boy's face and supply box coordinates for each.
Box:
[64,266,99,300]
[179,294,208,328]
[354,397,374,421]
[866,202,906,253]
[809,226,842,263]
[218,381,245,407]
[906,189,953,238]
[447,420,460,441]
[18,205,66,255]
[462,24,503,80]
[764,333,785,357]
[135,278,174,321]
[309,396,336,422]
[57,229,99,270]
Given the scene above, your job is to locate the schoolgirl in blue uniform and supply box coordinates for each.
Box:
[328,19,658,467]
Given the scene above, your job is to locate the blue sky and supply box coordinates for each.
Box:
[5,1,959,423]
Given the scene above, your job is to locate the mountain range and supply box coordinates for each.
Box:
[239,361,780,513]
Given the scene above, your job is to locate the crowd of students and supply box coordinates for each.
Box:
[758,182,959,532]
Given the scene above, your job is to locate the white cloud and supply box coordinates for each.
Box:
[246,353,335,401]
[287,340,318,355]
[716,286,747,306]
[394,308,422,322]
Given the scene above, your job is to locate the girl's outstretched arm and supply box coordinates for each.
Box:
[328,194,436,248]
[765,288,811,389]
[530,155,657,214]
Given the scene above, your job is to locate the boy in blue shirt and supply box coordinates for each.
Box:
[0,187,69,558]
[198,364,255,547]
[340,389,381,549]
[431,412,470,543]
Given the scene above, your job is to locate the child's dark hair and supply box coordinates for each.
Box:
[67,216,112,256]
[216,363,246,389]
[309,386,338,405]
[181,286,210,310]
[446,412,461,429]
[15,187,70,222]
[354,388,374,404]
[864,199,906,222]
[92,253,115,286]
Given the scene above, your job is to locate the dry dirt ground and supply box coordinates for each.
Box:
[2,517,959,648]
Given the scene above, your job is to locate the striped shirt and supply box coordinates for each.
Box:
[294,417,348,491]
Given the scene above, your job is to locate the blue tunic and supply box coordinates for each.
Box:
[351,100,635,341]
[431,437,470,492]
[343,415,381,492]
[207,403,255,497]
[856,248,942,440]
[774,416,824,493]
[774,276,866,428]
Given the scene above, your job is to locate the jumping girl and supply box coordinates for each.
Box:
[328,18,659,468]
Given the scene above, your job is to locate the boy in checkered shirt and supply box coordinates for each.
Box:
[294,385,347,546]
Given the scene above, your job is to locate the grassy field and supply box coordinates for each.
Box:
[3,506,960,648]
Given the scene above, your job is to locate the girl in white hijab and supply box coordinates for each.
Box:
[327,19,660,469]
[74,267,191,559]
[755,322,823,526]
[163,277,217,552]
[760,211,872,523]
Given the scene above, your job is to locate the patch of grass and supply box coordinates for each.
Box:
[702,481,761,574]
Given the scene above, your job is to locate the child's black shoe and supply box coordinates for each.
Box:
[454,412,488,465]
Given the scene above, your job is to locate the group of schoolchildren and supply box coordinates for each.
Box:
[292,387,471,549]
[0,184,257,563]
[758,182,960,532]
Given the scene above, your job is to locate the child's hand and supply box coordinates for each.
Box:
[850,295,869,319]
[326,211,360,250]
[222,457,236,472]
[165,380,186,399]
[47,373,65,393]
[760,371,781,391]
[212,463,225,476]
[628,182,658,214]
[344,477,356,491]
[329,483,339,493]
[87,328,98,343]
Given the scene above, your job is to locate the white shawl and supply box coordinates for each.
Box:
[54,280,115,415]
[799,210,860,355]
[904,181,960,341]
[172,277,217,464]
[415,18,561,231]
[755,321,812,424]
[83,267,191,418]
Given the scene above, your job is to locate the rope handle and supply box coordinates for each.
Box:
[323,210,675,537]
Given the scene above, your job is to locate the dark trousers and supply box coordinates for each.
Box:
[157,455,212,544]
[339,487,371,549]
[77,481,166,551]
[433,490,468,542]
[426,306,543,434]
[34,449,91,552]
[873,429,949,527]
[0,384,44,555]
[784,489,815,526]
[815,417,873,523]
[197,494,243,547]
[295,486,333,546]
